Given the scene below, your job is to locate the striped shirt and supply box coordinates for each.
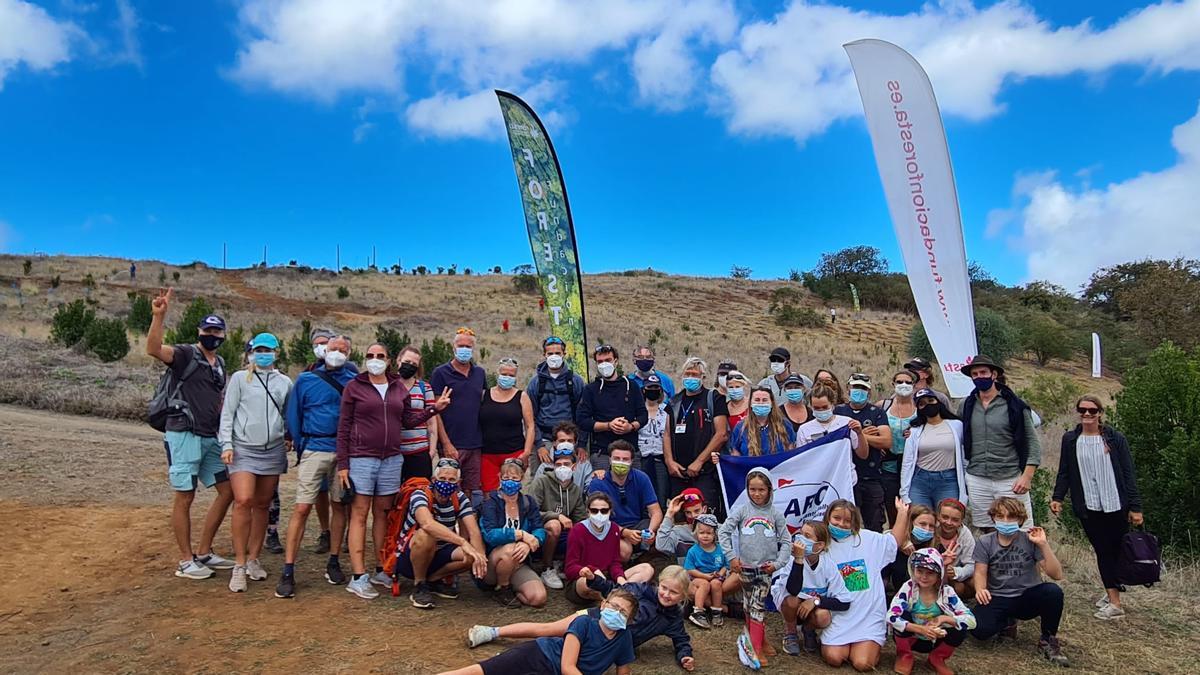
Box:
[403,488,474,533]
[399,380,434,455]
[1076,434,1121,512]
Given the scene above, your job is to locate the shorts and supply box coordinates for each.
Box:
[481,449,525,492]
[484,558,542,589]
[395,541,458,580]
[479,640,556,675]
[164,431,228,491]
[400,452,433,483]
[966,473,1034,528]
[296,451,344,504]
[228,444,288,476]
[457,447,482,493]
[348,455,404,497]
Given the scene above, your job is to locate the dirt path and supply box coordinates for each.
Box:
[0,405,1194,673]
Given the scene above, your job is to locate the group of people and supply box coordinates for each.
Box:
[148,285,1146,673]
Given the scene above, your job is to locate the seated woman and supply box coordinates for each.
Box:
[468,565,697,672]
[564,492,655,604]
[479,458,547,608]
[440,587,640,675]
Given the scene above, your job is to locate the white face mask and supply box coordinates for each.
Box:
[718,375,728,388]
[324,350,348,369]
[313,344,327,360]
[894,383,915,397]
[553,465,574,482]
[770,362,786,375]
[589,512,610,528]
[546,354,564,369]
[365,358,387,376]
[596,361,616,378]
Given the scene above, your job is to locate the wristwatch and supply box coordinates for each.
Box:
[813,597,822,607]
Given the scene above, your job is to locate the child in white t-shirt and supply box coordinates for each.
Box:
[770,520,852,656]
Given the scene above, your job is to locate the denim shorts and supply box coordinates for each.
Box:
[164,431,227,491]
[348,455,404,496]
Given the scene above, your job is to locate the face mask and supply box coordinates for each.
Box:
[324,350,348,369]
[199,334,224,351]
[398,362,418,379]
[644,388,662,402]
[497,375,517,389]
[596,362,616,378]
[796,535,816,556]
[849,389,869,404]
[634,359,655,374]
[829,524,852,541]
[499,479,522,496]
[365,359,387,376]
[973,376,994,391]
[610,460,631,477]
[894,383,914,397]
[553,465,574,482]
[546,354,564,369]
[912,526,934,543]
[917,403,939,417]
[313,344,327,360]
[814,409,834,422]
[589,511,610,528]
[454,347,473,363]
[994,521,1020,536]
[683,377,702,393]
[718,375,728,388]
[431,480,458,497]
[785,389,805,403]
[253,352,276,368]
[751,403,772,418]
[727,387,745,401]
[769,361,786,375]
[600,607,627,631]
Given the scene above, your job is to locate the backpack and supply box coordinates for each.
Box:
[382,477,461,596]
[148,346,222,432]
[1117,529,1162,587]
[537,370,579,415]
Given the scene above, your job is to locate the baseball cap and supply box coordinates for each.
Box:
[848,373,872,389]
[198,314,226,331]
[249,333,279,350]
[310,327,335,342]
[914,388,940,402]
[783,374,806,388]
[679,487,705,504]
[769,347,791,361]
[904,357,932,371]
[644,374,662,386]
[725,370,748,384]
[695,514,719,529]
[717,360,737,374]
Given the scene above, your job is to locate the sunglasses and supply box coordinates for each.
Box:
[768,356,786,363]
[543,336,565,347]
[1077,407,1101,415]
[588,507,611,515]
[593,344,615,355]
[552,448,576,458]
[366,352,387,359]
[436,458,460,469]
[455,327,476,336]
[894,379,914,385]
[501,457,525,470]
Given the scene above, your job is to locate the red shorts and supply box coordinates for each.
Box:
[480,449,524,492]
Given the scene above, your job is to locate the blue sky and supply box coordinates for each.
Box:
[1,1,1198,291]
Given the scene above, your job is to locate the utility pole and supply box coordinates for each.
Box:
[223,242,227,269]
[372,245,377,268]
[263,245,267,267]
[336,244,340,272]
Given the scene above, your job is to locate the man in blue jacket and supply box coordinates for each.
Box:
[275,336,358,599]
[576,345,647,472]
[527,336,588,471]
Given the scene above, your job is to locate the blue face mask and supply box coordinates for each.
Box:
[814,409,834,422]
[972,376,994,391]
[726,387,745,401]
[796,535,816,556]
[912,526,934,543]
[994,521,1021,536]
[454,347,473,363]
[829,524,852,541]
[253,352,276,368]
[849,389,869,404]
[751,403,772,418]
[499,479,522,496]
[683,377,702,393]
[785,389,805,403]
[497,375,517,389]
[431,480,457,497]
[599,607,627,631]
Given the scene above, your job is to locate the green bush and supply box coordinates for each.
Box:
[336,286,350,299]
[1019,313,1073,366]
[50,300,96,346]
[216,327,247,367]
[512,273,539,294]
[288,319,314,368]
[23,259,32,275]
[907,307,1019,365]
[83,318,130,362]
[772,303,825,328]
[421,336,453,370]
[166,297,214,345]
[50,275,61,289]
[127,293,153,334]
[1017,374,1083,425]
[375,325,409,359]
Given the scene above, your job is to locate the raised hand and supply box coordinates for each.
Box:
[151,287,173,317]
[433,387,453,411]
[1027,526,1048,546]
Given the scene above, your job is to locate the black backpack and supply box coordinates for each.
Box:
[148,346,222,432]
[1118,530,1162,587]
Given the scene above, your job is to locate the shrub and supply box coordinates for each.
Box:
[772,304,825,328]
[512,273,539,294]
[1017,374,1083,424]
[525,317,534,327]
[127,293,153,334]
[336,286,350,299]
[375,325,409,359]
[83,318,130,362]
[82,273,96,289]
[907,306,1019,365]
[1020,313,1073,366]
[172,271,181,282]
[288,319,314,368]
[23,259,32,275]
[166,297,214,345]
[421,336,453,369]
[50,275,61,289]
[50,300,96,346]
[730,265,752,279]
[492,266,502,274]
[216,326,247,366]
[158,268,167,284]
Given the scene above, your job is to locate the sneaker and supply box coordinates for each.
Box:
[175,559,214,580]
[265,531,284,554]
[1039,636,1070,667]
[710,609,724,628]
[1095,593,1112,609]
[467,625,497,648]
[541,567,565,590]
[315,530,331,554]
[802,627,819,653]
[781,632,800,656]
[493,585,520,608]
[737,631,761,670]
[325,559,347,585]
[1094,604,1126,621]
[688,609,711,629]
[246,559,268,581]
[346,574,379,600]
[370,571,393,588]
[411,582,436,609]
[430,578,459,599]
[229,565,248,593]
[274,575,295,598]
[195,552,235,570]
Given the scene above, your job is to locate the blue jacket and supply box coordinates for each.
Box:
[577,376,648,454]
[284,362,358,453]
[630,369,676,401]
[479,493,547,553]
[586,578,693,664]
[526,361,587,438]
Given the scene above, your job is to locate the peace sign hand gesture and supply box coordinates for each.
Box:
[151,287,173,317]
[433,387,453,411]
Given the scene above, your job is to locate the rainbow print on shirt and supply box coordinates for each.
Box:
[740,515,777,536]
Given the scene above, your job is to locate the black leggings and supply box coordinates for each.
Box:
[1081,509,1127,590]
[972,582,1064,640]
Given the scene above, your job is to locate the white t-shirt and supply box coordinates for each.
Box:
[769,553,851,613]
[373,383,389,399]
[821,530,898,647]
[795,415,860,450]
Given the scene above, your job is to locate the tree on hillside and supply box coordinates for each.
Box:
[1116,264,1200,352]
[814,245,888,280]
[166,297,214,345]
[1082,258,1199,318]
[730,265,752,279]
[1018,281,1074,313]
[907,306,1019,366]
[1019,313,1073,366]
[968,260,997,289]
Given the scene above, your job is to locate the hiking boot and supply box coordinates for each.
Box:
[467,625,497,648]
[175,559,214,580]
[1094,604,1125,621]
[246,559,268,581]
[688,609,711,629]
[346,574,379,600]
[265,531,284,554]
[411,582,436,609]
[369,571,393,588]
[1001,620,1019,640]
[493,585,520,608]
[781,632,800,656]
[1039,636,1070,667]
[430,578,459,599]
[274,574,295,599]
[325,559,347,585]
[229,565,248,593]
[541,567,564,590]
[802,627,819,653]
[195,552,235,570]
[710,609,724,627]
[315,530,331,554]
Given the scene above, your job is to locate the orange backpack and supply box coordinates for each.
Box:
[382,476,461,595]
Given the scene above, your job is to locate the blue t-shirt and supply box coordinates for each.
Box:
[590,470,658,527]
[684,543,728,574]
[430,361,486,449]
[537,615,635,675]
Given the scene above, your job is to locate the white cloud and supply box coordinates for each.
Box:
[113,0,143,71]
[405,80,564,140]
[1003,101,1200,291]
[0,0,81,90]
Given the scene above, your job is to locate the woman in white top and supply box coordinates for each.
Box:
[637,375,672,509]
[899,389,967,510]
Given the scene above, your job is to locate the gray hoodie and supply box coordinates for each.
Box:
[218,368,293,451]
[718,467,791,570]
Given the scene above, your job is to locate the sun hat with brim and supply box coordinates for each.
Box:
[726,370,748,383]
[695,514,719,529]
[249,333,279,350]
[961,355,1004,376]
